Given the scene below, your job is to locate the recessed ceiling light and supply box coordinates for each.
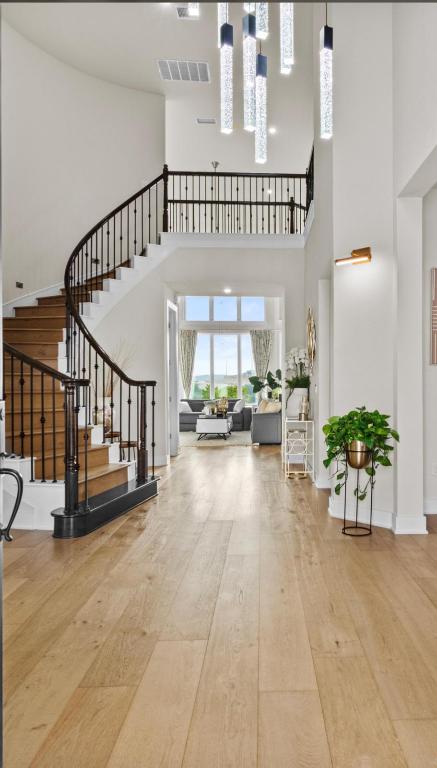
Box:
[268,126,277,135]
[224,287,232,294]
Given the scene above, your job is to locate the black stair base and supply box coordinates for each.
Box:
[51,477,158,539]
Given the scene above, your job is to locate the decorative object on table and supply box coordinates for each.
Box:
[248,369,282,400]
[306,307,316,373]
[283,418,314,479]
[216,397,229,416]
[285,347,310,417]
[323,406,399,536]
[298,394,310,421]
[431,268,437,364]
[203,400,217,416]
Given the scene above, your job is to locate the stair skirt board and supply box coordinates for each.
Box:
[51,477,158,538]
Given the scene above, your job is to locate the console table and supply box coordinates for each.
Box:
[282,418,314,480]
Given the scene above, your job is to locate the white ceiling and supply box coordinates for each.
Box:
[2,2,315,172]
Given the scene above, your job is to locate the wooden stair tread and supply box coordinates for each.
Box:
[79,463,128,482]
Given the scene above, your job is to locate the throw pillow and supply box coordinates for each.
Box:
[264,400,282,413]
[257,399,269,413]
[233,399,245,413]
[179,401,192,413]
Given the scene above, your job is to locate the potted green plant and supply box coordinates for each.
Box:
[323,406,399,500]
[285,347,310,416]
[249,370,281,400]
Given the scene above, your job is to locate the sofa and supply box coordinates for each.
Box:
[251,410,282,444]
[179,399,252,432]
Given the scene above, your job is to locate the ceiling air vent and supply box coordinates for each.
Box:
[196,117,217,125]
[158,60,210,83]
[176,6,190,19]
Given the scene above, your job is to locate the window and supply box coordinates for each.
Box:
[189,333,256,402]
[213,296,237,321]
[185,296,209,321]
[184,295,265,323]
[190,333,211,399]
[241,296,265,321]
[214,335,238,398]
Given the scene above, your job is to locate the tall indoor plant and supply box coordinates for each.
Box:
[323,406,399,500]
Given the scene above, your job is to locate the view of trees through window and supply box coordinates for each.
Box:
[190,333,256,403]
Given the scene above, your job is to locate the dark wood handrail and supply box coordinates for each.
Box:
[64,175,161,388]
[3,342,89,386]
[168,170,307,179]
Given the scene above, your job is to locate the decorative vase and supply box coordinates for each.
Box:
[97,397,115,434]
[286,388,308,418]
[346,440,371,469]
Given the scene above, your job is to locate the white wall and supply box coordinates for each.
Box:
[2,22,165,302]
[393,3,437,195]
[93,243,305,465]
[330,2,396,525]
[423,188,437,510]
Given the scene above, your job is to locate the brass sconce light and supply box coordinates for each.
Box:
[335,246,372,267]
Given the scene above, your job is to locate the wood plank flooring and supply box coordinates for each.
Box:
[4,444,437,767]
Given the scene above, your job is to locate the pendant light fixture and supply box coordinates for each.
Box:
[255,2,268,40]
[188,2,200,17]
[217,3,228,48]
[280,3,294,74]
[255,51,267,163]
[320,1,333,139]
[243,13,256,132]
[220,22,234,134]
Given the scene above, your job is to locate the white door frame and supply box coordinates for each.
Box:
[166,300,179,457]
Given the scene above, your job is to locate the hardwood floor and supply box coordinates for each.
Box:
[4,444,437,767]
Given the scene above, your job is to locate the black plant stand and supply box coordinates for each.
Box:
[342,453,374,536]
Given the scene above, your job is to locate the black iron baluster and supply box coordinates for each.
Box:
[152,384,155,479]
[30,366,34,481]
[119,210,123,269]
[40,371,46,482]
[119,379,123,462]
[64,381,78,513]
[128,384,132,463]
[19,361,24,459]
[141,193,144,252]
[11,356,15,455]
[106,222,110,272]
[134,202,137,256]
[163,164,169,233]
[110,369,114,443]
[148,189,151,244]
[94,350,99,431]
[137,384,147,484]
[52,378,57,482]
[127,203,130,265]
[113,215,116,273]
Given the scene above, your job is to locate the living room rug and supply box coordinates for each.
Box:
[179,431,253,447]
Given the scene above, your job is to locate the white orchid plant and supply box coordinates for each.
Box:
[284,347,310,402]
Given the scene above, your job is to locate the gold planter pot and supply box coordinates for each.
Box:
[346,440,371,469]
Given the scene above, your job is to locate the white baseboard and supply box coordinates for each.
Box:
[391,514,428,535]
[315,478,331,490]
[3,281,63,317]
[328,494,393,530]
[425,497,437,515]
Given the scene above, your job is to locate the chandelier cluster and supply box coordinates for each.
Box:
[216,2,294,164]
[190,3,333,160]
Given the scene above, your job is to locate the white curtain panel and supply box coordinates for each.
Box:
[179,330,198,398]
[250,329,272,380]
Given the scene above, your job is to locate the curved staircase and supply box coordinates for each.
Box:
[3,161,313,537]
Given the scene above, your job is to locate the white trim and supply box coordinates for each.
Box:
[160,232,305,250]
[3,281,63,317]
[391,514,428,535]
[315,478,331,490]
[328,494,393,530]
[303,200,314,243]
[425,497,437,515]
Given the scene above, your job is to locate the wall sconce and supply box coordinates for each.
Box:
[335,247,372,267]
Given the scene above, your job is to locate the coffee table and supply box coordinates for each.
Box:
[196,415,233,440]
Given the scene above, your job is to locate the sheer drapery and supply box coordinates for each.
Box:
[250,329,272,380]
[179,330,198,398]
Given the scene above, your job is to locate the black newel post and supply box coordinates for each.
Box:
[137,384,148,484]
[163,164,169,233]
[64,382,79,513]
